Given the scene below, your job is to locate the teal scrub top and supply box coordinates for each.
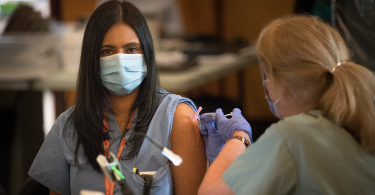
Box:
[223,110,375,195]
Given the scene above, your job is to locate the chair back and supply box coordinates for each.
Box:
[18,177,48,195]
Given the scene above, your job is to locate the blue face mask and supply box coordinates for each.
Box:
[261,75,282,118]
[100,54,147,96]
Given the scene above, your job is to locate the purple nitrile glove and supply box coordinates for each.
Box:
[199,113,225,165]
[216,108,253,143]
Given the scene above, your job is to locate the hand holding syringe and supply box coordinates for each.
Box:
[191,106,232,124]
[194,106,233,165]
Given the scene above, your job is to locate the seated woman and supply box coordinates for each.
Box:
[28,1,207,194]
[198,15,375,194]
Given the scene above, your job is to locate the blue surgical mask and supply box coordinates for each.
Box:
[262,76,282,118]
[100,54,147,96]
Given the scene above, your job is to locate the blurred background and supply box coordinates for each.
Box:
[0,0,374,194]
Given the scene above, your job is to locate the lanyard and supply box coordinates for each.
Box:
[103,112,134,195]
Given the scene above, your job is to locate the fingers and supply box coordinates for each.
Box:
[232,108,242,116]
[199,123,208,136]
[200,113,216,135]
[215,108,225,118]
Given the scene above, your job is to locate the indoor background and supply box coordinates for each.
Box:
[0,0,373,194]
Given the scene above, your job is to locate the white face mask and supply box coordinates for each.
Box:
[100,54,147,96]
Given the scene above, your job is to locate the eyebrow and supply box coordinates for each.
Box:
[101,42,141,48]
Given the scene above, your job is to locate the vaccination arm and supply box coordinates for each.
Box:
[170,103,207,195]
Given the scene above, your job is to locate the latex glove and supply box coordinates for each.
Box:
[199,113,225,165]
[216,108,253,143]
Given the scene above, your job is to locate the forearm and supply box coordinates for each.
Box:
[198,131,250,195]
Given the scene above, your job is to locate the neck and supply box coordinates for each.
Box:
[107,88,140,132]
[279,95,317,118]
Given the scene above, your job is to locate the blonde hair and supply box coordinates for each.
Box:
[257,15,375,152]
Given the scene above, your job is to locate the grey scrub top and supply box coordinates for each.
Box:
[223,110,375,195]
[29,93,197,195]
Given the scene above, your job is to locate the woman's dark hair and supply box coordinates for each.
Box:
[64,0,164,172]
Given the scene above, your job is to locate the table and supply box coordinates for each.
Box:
[31,47,258,92]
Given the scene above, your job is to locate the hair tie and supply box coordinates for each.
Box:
[330,61,347,73]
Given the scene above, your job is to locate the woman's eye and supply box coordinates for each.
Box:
[101,49,113,56]
[127,47,138,53]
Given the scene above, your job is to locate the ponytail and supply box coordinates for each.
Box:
[258,15,375,153]
[319,62,375,152]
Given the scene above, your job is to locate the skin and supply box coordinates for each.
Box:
[50,22,207,195]
[264,71,317,117]
[198,62,318,194]
[170,103,207,195]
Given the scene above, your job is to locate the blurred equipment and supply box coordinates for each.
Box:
[0,3,59,195]
[333,0,375,70]
[0,33,62,85]
[182,35,249,56]
[0,3,60,85]
[3,4,49,33]
[96,152,134,195]
[295,0,375,70]
[97,0,184,38]
[0,3,62,86]
[295,0,331,22]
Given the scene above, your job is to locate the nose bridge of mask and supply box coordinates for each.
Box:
[118,54,146,72]
[100,54,146,74]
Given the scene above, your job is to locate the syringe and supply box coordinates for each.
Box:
[198,112,232,125]
[191,106,232,124]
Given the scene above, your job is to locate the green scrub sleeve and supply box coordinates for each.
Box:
[222,125,298,195]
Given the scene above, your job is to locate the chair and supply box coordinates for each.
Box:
[0,182,8,195]
[18,177,48,195]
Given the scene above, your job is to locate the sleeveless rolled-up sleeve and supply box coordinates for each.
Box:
[178,97,197,112]
[29,115,71,195]
[222,125,298,195]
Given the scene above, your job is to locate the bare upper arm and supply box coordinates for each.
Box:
[170,103,207,195]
